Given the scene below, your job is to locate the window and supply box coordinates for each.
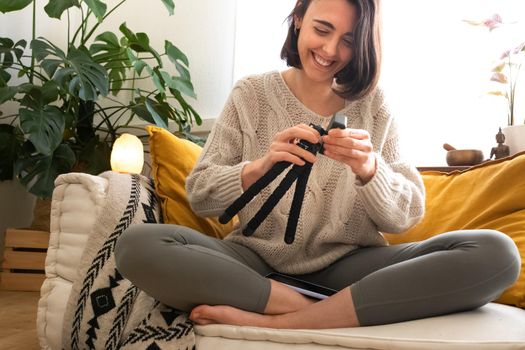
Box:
[234,0,525,165]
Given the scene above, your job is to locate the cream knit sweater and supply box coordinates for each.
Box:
[186,71,425,274]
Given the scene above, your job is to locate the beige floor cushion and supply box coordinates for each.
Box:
[37,173,525,350]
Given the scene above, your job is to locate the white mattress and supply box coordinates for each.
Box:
[37,173,525,350]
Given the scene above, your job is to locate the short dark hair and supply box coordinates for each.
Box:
[281,0,382,101]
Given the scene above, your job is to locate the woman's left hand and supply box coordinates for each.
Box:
[322,128,377,184]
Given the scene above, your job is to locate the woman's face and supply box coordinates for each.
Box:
[295,0,357,85]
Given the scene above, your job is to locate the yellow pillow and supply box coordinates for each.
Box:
[384,152,525,308]
[146,125,233,239]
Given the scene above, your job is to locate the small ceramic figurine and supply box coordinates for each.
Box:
[490,128,510,160]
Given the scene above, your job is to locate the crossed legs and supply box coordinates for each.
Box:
[115,225,520,328]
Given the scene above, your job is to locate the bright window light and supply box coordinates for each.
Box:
[234,0,525,165]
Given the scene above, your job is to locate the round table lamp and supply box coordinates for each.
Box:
[110,133,144,174]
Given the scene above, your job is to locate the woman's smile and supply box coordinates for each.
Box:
[312,52,335,68]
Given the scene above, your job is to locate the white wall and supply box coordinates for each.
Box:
[233,0,295,81]
[381,0,525,165]
[3,0,525,166]
[0,0,236,123]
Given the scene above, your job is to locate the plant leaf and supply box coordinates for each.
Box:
[492,62,505,73]
[488,90,506,97]
[161,0,174,15]
[31,38,66,61]
[0,0,33,13]
[41,58,62,78]
[120,23,162,66]
[0,68,10,86]
[126,48,148,75]
[165,40,188,67]
[83,0,107,21]
[48,46,109,100]
[147,66,166,93]
[90,31,128,94]
[0,37,26,68]
[175,61,190,80]
[145,98,169,129]
[19,87,65,156]
[490,72,507,84]
[15,143,76,198]
[131,101,156,125]
[170,88,201,125]
[169,76,196,98]
[40,80,60,103]
[44,0,80,19]
[0,124,24,180]
[0,86,18,103]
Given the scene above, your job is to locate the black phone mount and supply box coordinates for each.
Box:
[219,113,347,244]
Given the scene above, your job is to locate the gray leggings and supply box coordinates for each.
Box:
[114,225,520,326]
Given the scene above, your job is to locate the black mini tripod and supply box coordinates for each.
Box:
[219,114,347,244]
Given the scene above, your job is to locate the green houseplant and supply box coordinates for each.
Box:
[0,0,202,198]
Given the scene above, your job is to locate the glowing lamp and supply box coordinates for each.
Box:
[110,133,144,174]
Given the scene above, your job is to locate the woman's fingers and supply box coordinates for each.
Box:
[322,129,372,155]
[321,128,377,183]
[270,142,317,164]
[275,124,321,145]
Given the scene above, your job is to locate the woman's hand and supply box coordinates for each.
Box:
[322,128,377,184]
[241,124,321,190]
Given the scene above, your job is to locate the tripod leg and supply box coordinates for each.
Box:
[219,161,291,224]
[243,164,307,236]
[284,162,312,244]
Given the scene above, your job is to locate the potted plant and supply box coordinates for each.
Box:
[0,0,202,200]
[494,42,525,155]
[465,14,525,155]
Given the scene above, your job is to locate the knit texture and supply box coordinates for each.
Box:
[186,71,425,274]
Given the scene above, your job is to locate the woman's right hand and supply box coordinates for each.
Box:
[241,124,321,190]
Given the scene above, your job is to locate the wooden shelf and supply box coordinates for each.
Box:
[1,228,50,292]
[417,166,471,173]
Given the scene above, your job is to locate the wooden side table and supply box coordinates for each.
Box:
[1,228,49,291]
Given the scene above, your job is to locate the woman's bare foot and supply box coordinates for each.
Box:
[189,287,360,329]
[264,279,316,314]
[189,279,318,327]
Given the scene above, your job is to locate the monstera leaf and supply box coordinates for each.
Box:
[44,0,80,19]
[18,83,63,156]
[90,32,128,93]
[120,23,162,66]
[15,143,76,198]
[0,38,27,86]
[0,0,33,13]
[84,0,106,21]
[31,38,109,100]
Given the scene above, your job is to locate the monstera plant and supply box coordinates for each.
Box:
[0,0,201,198]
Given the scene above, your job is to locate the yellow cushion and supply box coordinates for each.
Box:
[384,152,525,308]
[146,125,233,239]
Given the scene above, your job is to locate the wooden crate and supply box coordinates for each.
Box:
[1,228,50,291]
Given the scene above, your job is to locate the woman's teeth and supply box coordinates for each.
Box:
[313,53,332,67]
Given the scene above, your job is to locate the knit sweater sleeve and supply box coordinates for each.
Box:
[185,81,253,217]
[354,92,425,234]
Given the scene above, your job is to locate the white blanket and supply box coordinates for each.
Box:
[61,171,195,350]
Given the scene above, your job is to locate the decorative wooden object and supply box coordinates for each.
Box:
[1,228,49,291]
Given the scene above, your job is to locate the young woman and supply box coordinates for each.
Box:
[115,0,520,328]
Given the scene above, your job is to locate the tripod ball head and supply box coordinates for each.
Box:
[297,113,347,156]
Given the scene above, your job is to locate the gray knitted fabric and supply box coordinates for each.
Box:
[186,71,425,274]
